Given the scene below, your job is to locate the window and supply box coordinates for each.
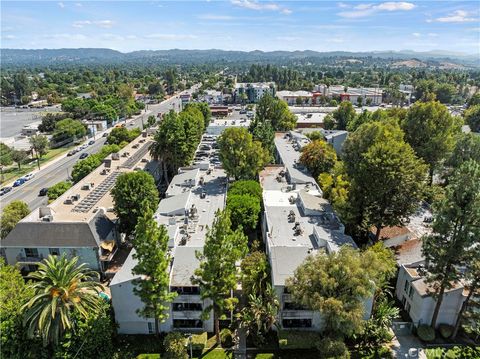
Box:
[404,280,410,293]
[172,303,202,311]
[282,319,312,328]
[408,286,414,299]
[49,248,60,256]
[173,319,203,329]
[171,286,200,295]
[147,322,154,334]
[24,248,39,258]
[401,296,407,307]
[405,302,411,314]
[283,302,308,310]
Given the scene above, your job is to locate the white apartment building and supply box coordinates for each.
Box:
[276,90,313,106]
[314,84,383,105]
[110,136,228,334]
[1,132,158,277]
[234,82,276,103]
[395,262,467,328]
[258,132,372,331]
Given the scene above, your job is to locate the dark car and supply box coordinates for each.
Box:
[39,187,49,196]
[13,178,25,187]
[88,140,95,145]
[0,187,12,196]
[79,153,89,159]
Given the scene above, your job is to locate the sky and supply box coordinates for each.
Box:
[1,0,479,54]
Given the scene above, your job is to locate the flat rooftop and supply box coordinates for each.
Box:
[19,133,155,224]
[274,132,316,185]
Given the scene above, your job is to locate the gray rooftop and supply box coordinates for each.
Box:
[170,246,202,286]
[164,168,199,197]
[110,248,141,286]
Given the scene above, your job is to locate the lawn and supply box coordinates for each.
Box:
[0,145,75,184]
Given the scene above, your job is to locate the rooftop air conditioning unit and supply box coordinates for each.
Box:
[42,215,53,222]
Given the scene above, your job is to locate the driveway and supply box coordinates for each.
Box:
[391,326,426,358]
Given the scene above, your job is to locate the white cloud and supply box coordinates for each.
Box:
[231,0,291,15]
[75,3,82,7]
[428,32,438,37]
[337,2,349,9]
[101,34,124,41]
[144,33,198,40]
[412,32,421,37]
[58,2,65,8]
[338,1,415,18]
[72,20,114,29]
[42,33,88,41]
[198,14,234,20]
[3,34,16,40]
[434,10,476,23]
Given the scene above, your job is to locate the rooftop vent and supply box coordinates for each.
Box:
[42,215,53,222]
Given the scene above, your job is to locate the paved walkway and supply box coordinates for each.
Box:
[391,328,426,358]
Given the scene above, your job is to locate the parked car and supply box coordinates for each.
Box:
[0,187,12,196]
[79,153,89,159]
[13,178,26,187]
[88,140,95,145]
[67,150,76,156]
[39,187,49,196]
[239,110,247,114]
[103,132,109,137]
[23,173,35,181]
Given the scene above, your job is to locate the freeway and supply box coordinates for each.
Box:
[0,94,185,212]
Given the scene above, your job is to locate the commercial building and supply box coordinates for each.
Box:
[395,262,467,328]
[110,135,228,334]
[259,132,371,330]
[234,82,276,103]
[276,90,313,106]
[314,84,383,106]
[1,131,159,277]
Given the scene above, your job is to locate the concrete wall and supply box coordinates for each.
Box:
[5,246,100,271]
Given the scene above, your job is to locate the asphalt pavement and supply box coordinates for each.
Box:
[0,95,184,212]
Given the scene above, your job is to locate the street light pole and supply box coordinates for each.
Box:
[188,334,193,358]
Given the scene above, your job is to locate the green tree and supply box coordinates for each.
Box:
[446,133,480,169]
[29,135,49,170]
[97,144,121,159]
[1,200,30,239]
[333,101,356,130]
[467,92,480,108]
[299,140,337,178]
[71,155,102,183]
[241,250,269,298]
[323,114,335,130]
[132,205,176,336]
[347,110,372,132]
[218,127,270,180]
[305,130,324,141]
[163,332,188,359]
[38,113,69,133]
[22,255,103,346]
[185,102,211,128]
[228,180,262,202]
[435,83,456,104]
[91,103,117,124]
[107,127,138,145]
[318,162,350,221]
[255,94,296,130]
[47,181,72,202]
[249,118,275,157]
[11,149,29,170]
[0,258,35,358]
[0,142,13,168]
[226,194,261,232]
[402,100,461,184]
[464,104,480,133]
[193,210,248,343]
[343,121,427,239]
[111,171,159,236]
[287,245,395,339]
[52,118,86,144]
[422,160,480,328]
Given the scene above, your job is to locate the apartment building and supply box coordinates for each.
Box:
[234,82,276,103]
[395,262,467,327]
[314,84,383,105]
[276,90,313,106]
[258,132,372,331]
[110,135,228,334]
[1,132,158,277]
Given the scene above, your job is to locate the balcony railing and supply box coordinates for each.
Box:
[16,254,44,264]
[100,247,118,262]
[281,310,315,318]
[172,311,203,319]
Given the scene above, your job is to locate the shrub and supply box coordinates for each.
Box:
[47,181,72,202]
[316,337,350,359]
[278,330,320,349]
[220,328,233,348]
[163,332,187,359]
[417,324,435,342]
[190,332,207,352]
[228,180,262,202]
[438,324,454,339]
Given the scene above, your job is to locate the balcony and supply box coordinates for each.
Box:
[281,310,315,319]
[16,254,44,264]
[100,246,118,262]
[172,311,203,320]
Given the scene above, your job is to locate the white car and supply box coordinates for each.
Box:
[23,173,35,181]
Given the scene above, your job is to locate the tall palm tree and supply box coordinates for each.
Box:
[22,254,103,346]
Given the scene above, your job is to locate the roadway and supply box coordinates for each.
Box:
[0,93,187,211]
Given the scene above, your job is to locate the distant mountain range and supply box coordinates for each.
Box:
[1,48,478,67]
